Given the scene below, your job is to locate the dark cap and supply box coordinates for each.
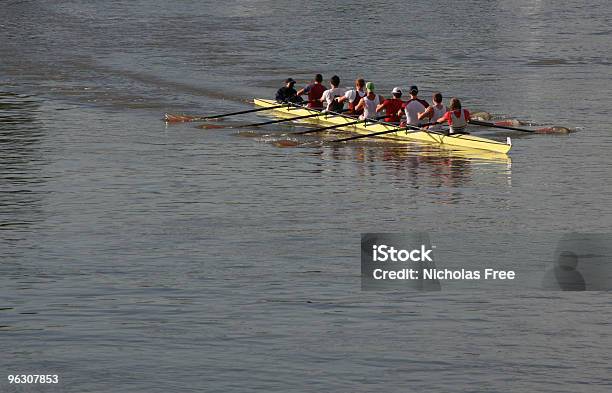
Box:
[409,85,418,94]
[284,78,296,84]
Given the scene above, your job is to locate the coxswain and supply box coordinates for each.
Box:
[418,92,447,131]
[320,75,346,112]
[356,82,383,120]
[296,74,327,109]
[398,85,429,126]
[275,78,302,104]
[435,97,471,135]
[336,78,366,116]
[376,87,404,123]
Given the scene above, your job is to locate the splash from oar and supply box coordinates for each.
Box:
[471,111,492,121]
[236,131,261,138]
[198,124,226,129]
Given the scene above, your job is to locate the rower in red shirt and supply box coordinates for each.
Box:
[435,97,471,135]
[376,87,404,123]
[296,74,327,109]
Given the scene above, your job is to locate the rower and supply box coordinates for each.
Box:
[336,78,366,116]
[376,87,404,123]
[275,78,303,104]
[398,85,429,126]
[296,74,327,109]
[435,97,471,135]
[418,92,447,131]
[356,82,383,120]
[320,75,346,112]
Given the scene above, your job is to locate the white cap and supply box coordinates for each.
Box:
[392,87,402,94]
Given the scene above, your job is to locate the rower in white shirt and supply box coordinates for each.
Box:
[356,82,384,120]
[319,75,346,112]
[418,92,447,131]
[335,78,366,116]
[398,85,429,126]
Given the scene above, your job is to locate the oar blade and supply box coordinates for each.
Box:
[164,113,198,123]
[494,120,521,127]
[273,140,301,148]
[535,126,572,134]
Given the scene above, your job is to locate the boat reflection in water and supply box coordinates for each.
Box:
[310,141,512,204]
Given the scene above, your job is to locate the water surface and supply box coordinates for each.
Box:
[1,1,611,392]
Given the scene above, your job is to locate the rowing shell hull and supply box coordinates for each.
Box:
[253,98,512,154]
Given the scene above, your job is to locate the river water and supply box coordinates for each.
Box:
[1,1,611,392]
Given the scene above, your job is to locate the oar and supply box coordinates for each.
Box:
[277,121,445,148]
[164,103,291,123]
[198,112,325,129]
[469,119,536,133]
[290,115,388,136]
[329,123,437,143]
[471,119,572,134]
[330,128,406,143]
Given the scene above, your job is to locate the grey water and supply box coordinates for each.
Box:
[1,1,611,392]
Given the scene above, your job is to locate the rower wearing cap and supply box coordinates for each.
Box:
[275,78,303,104]
[356,82,384,120]
[398,85,429,126]
[435,97,471,135]
[296,74,327,109]
[418,92,447,131]
[320,75,346,112]
[336,78,366,116]
[376,87,404,123]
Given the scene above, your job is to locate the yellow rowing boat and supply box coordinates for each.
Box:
[253,98,512,154]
